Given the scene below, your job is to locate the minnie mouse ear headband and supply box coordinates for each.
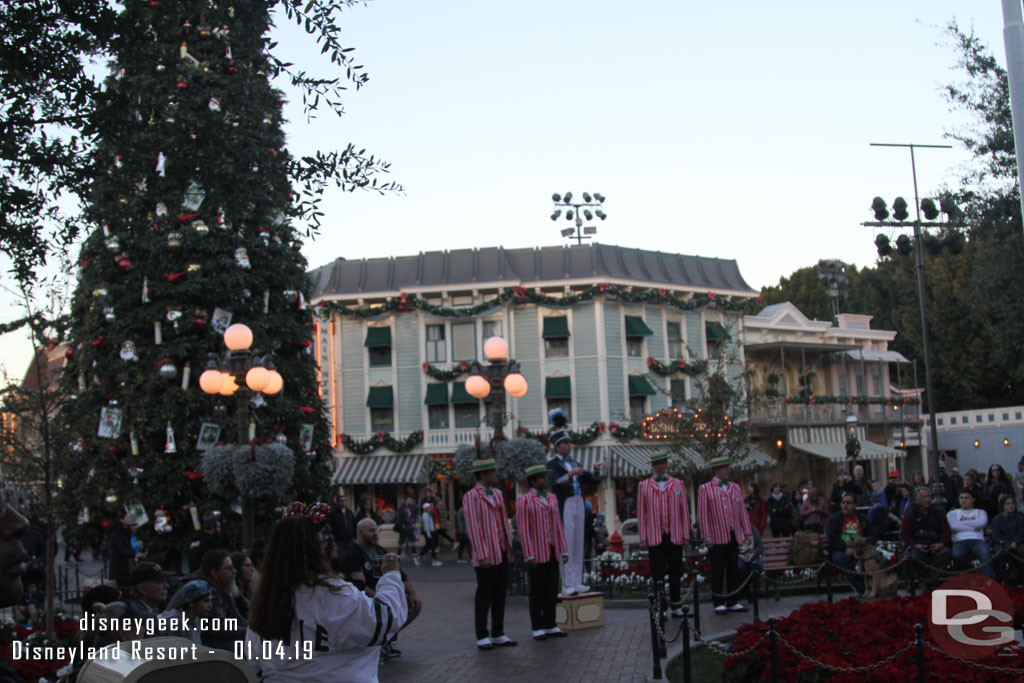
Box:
[282,501,330,529]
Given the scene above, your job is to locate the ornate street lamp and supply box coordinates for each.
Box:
[199,323,283,548]
[551,191,607,245]
[465,336,528,439]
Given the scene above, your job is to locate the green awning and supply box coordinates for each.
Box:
[706,321,728,342]
[545,377,572,399]
[366,386,393,407]
[450,381,478,404]
[628,375,657,396]
[424,384,448,405]
[542,316,570,338]
[364,326,391,347]
[624,315,654,336]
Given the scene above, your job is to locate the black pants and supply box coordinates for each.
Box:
[419,534,438,560]
[649,533,684,607]
[474,552,509,639]
[709,533,739,607]
[458,533,471,560]
[528,550,560,631]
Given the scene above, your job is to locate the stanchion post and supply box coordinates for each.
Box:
[825,558,833,604]
[657,582,667,658]
[915,623,925,683]
[752,570,760,622]
[649,592,663,680]
[681,605,692,683]
[692,576,701,636]
[768,617,780,683]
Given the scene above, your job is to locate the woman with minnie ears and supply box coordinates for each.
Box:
[245,503,406,682]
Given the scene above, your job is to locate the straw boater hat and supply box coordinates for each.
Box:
[709,454,731,469]
[650,452,669,464]
[472,458,497,473]
[524,464,549,481]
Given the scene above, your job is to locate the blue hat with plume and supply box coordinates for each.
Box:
[549,408,571,445]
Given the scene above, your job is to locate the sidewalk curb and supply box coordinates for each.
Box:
[646,629,737,682]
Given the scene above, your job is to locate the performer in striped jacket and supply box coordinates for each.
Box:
[637,452,690,616]
[462,458,516,650]
[696,454,752,614]
[516,464,570,640]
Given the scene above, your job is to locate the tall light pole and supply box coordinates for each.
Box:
[817,259,849,322]
[551,191,607,245]
[862,142,961,478]
[198,322,283,548]
[464,336,528,439]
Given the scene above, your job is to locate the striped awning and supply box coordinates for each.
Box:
[568,446,606,472]
[612,445,661,477]
[331,453,427,485]
[789,426,896,462]
[612,443,776,475]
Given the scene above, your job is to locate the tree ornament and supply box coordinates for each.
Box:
[155,152,167,176]
[235,247,251,268]
[189,502,200,531]
[181,361,191,389]
[117,256,132,272]
[283,289,298,303]
[176,77,188,90]
[182,181,205,211]
[154,509,172,534]
[192,219,208,236]
[166,232,183,250]
[208,96,221,111]
[156,201,169,216]
[158,359,177,380]
[275,432,287,445]
[120,340,138,361]
[165,422,177,453]
[187,263,201,273]
[192,312,208,331]
[105,236,121,253]
[167,308,183,332]
[130,429,139,456]
[103,307,116,323]
[142,277,150,303]
[154,321,163,345]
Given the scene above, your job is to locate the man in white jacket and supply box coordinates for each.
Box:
[946,489,994,578]
[416,502,442,567]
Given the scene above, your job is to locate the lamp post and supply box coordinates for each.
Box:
[845,413,860,471]
[464,336,528,439]
[198,322,283,549]
[817,259,849,322]
[551,191,607,245]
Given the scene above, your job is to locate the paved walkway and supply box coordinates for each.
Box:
[380,558,813,683]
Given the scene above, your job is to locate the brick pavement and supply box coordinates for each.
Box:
[380,559,813,683]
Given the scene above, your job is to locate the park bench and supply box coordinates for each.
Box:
[761,534,827,600]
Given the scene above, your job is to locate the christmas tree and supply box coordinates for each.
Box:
[55,1,382,555]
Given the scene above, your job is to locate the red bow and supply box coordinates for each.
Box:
[646,356,655,367]
[708,291,717,301]
[513,286,528,300]
[165,272,186,282]
[658,288,666,298]
[422,362,430,373]
[91,336,104,347]
[184,471,204,481]
[459,360,469,371]
[599,283,609,292]
[176,212,200,222]
[299,406,315,414]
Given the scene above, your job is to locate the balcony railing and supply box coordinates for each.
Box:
[750,398,921,426]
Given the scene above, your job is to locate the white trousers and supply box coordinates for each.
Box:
[560,495,585,588]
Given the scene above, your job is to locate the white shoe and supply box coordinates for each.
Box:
[432,560,443,566]
[671,607,685,617]
[413,557,420,566]
[561,585,577,595]
[714,605,727,614]
[728,602,748,612]
[573,584,590,594]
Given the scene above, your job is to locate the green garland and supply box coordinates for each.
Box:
[609,422,643,442]
[783,395,922,406]
[646,356,707,377]
[341,429,424,455]
[317,284,750,320]
[422,361,469,382]
[516,421,605,446]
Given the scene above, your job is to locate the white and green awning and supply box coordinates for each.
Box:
[331,453,427,485]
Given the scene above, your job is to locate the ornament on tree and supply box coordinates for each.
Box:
[78,508,90,524]
[120,340,139,361]
[217,207,230,230]
[130,429,139,456]
[154,509,172,534]
[92,287,108,298]
[165,422,177,453]
[250,393,267,409]
[176,77,188,90]
[187,263,201,273]
[275,432,287,445]
[208,96,221,111]
[155,152,167,176]
[154,321,163,345]
[192,311,208,331]
[105,235,121,253]
[235,247,251,268]
[181,361,191,390]
[262,290,270,314]
[166,232,183,250]
[103,307,116,323]
[117,256,132,272]
[167,308,182,333]
[189,502,200,531]
[158,359,177,380]
[282,289,298,303]
[192,219,208,236]
[97,402,123,439]
[156,201,169,216]
[142,277,150,303]
[182,181,205,211]
[298,292,307,310]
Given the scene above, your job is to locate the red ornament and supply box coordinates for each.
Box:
[299,406,315,415]
[227,62,237,74]
[65,347,74,359]
[176,212,200,222]
[267,148,278,157]
[101,518,113,529]
[176,79,187,90]
[118,257,132,272]
[658,288,667,298]
[398,291,409,308]
[165,271,186,282]
[91,335,104,347]
[184,471,204,481]
[192,316,208,331]
[646,356,655,367]
[300,340,312,347]
[106,445,118,455]
[421,362,429,373]
[598,422,606,433]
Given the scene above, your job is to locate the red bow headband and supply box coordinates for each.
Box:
[282,501,330,529]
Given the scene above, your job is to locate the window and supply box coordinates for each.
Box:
[451,294,473,308]
[482,320,502,342]
[938,418,944,425]
[365,326,392,367]
[545,338,569,358]
[451,322,476,361]
[1017,412,1023,420]
[988,414,995,422]
[950,417,957,425]
[976,415,983,423]
[629,396,646,422]
[625,315,652,358]
[543,316,570,358]
[368,346,391,367]
[425,324,446,363]
[547,398,571,424]
[454,404,479,428]
[1003,413,1010,421]
[839,375,849,397]
[626,337,644,357]
[667,322,684,359]
[371,408,394,432]
[855,374,864,395]
[428,405,449,430]
[670,379,686,408]
[871,373,881,394]
[705,321,727,359]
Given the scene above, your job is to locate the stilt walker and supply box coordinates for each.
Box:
[516,464,570,640]
[462,458,517,650]
[697,455,751,614]
[546,409,605,595]
[637,452,690,616]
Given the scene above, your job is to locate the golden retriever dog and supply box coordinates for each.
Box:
[851,536,899,598]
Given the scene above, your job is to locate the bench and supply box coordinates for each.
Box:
[761,534,827,600]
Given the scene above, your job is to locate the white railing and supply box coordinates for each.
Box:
[750,399,921,425]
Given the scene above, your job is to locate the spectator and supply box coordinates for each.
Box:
[947,489,994,578]
[993,494,1024,585]
[196,549,247,649]
[416,502,441,566]
[1014,457,1024,502]
[328,492,356,553]
[109,509,143,589]
[911,469,926,489]
[982,464,1015,519]
[187,513,221,573]
[159,580,214,646]
[433,489,456,548]
[958,472,983,511]
[767,482,796,537]
[355,498,381,526]
[125,561,172,618]
[851,464,871,508]
[245,516,406,681]
[949,467,966,502]
[745,483,766,534]
[799,489,829,534]
[883,470,901,514]
[893,483,914,520]
[583,500,596,560]
[230,551,256,620]
[900,487,952,591]
[593,513,609,554]
[866,491,890,540]
[826,493,868,595]
[456,506,471,563]
[618,493,638,523]
[736,526,764,599]
[829,470,856,513]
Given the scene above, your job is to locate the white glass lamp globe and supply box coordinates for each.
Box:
[199,368,224,394]
[224,323,253,351]
[218,372,239,396]
[263,369,284,395]
[246,365,271,392]
[483,336,509,361]
[504,373,527,398]
[465,374,491,399]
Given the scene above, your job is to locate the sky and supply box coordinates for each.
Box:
[0,0,1011,384]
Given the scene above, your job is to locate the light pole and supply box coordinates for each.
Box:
[464,336,528,439]
[551,191,607,245]
[198,322,283,548]
[862,142,964,479]
[817,259,849,322]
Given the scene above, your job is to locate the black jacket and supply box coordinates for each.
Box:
[108,524,135,583]
[547,454,600,514]
[826,510,870,554]
[329,505,356,546]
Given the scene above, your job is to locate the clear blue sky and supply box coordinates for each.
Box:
[0,0,1010,381]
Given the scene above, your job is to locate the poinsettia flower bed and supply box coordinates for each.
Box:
[723,592,1024,682]
[0,617,80,683]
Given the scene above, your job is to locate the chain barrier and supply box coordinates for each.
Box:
[708,569,755,599]
[925,551,999,577]
[692,628,770,658]
[923,642,1024,674]
[776,635,917,673]
[819,557,905,577]
[649,590,687,645]
[763,564,825,585]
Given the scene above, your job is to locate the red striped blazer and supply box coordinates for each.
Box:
[637,476,691,546]
[462,483,512,567]
[697,479,751,545]
[515,490,568,563]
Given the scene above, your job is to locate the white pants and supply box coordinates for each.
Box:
[561,495,585,588]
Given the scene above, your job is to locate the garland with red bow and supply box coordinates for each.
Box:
[516,421,605,446]
[646,356,707,377]
[422,361,470,382]
[340,429,424,455]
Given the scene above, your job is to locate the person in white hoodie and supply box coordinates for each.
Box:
[946,489,994,578]
[416,502,442,567]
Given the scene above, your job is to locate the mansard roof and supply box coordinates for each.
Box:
[310,243,757,299]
